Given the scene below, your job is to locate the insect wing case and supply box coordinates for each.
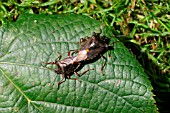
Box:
[76,32,110,62]
[58,56,80,75]
[79,37,94,51]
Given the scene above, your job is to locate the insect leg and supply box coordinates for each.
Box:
[80,37,88,44]
[55,52,62,61]
[75,68,94,77]
[57,74,66,89]
[43,62,56,64]
[67,50,78,56]
[72,63,82,77]
[43,52,62,65]
[100,54,107,75]
[69,77,81,83]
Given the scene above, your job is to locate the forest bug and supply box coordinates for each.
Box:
[70,32,112,73]
[44,53,93,88]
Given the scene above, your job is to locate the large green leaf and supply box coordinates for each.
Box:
[0,14,157,113]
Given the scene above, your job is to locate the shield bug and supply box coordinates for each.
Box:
[44,53,93,88]
[71,32,112,74]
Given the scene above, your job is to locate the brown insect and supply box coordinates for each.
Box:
[44,53,93,88]
[69,32,112,73]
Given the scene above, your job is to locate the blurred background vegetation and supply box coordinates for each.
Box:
[0,0,169,112]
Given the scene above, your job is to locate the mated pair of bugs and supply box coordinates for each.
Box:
[44,32,112,88]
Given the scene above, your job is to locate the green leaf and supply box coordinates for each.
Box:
[0,14,157,113]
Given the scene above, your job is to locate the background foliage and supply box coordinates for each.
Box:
[0,0,169,113]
